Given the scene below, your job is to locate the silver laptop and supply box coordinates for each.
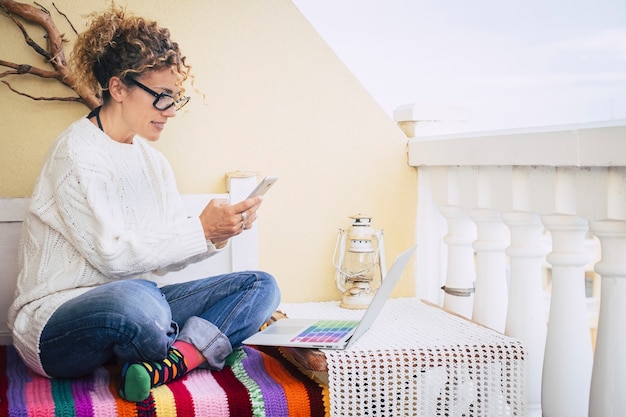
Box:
[243,246,416,350]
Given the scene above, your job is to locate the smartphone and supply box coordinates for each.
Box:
[247,176,278,198]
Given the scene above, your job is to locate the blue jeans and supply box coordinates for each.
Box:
[39,271,280,378]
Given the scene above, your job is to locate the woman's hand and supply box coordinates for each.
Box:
[199,196,263,245]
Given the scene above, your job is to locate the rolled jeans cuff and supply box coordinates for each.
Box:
[177,316,233,370]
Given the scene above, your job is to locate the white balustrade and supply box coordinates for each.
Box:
[397,106,626,416]
[589,219,626,417]
[541,214,593,416]
[502,210,546,417]
[470,208,508,332]
[440,205,476,318]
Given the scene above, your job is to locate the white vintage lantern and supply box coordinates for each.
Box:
[333,214,386,309]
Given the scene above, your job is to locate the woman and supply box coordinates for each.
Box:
[7,5,280,403]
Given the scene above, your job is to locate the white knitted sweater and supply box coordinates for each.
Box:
[8,118,221,376]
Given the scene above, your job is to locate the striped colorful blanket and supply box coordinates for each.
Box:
[0,345,327,417]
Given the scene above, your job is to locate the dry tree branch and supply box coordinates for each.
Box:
[2,80,84,103]
[52,1,77,35]
[6,11,51,60]
[0,59,58,78]
[0,0,100,109]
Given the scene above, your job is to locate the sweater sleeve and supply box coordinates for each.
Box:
[32,128,210,279]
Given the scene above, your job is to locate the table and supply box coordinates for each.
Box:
[279,298,526,417]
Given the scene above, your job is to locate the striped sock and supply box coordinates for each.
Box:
[171,340,205,370]
[118,347,189,402]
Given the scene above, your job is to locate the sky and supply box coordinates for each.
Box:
[292,0,626,132]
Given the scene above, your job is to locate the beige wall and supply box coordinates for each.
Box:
[0,0,417,302]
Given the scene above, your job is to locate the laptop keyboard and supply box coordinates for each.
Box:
[290,319,359,343]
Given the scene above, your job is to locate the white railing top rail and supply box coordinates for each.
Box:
[406,119,626,167]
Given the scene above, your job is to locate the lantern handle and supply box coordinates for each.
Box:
[375,229,387,280]
[333,228,350,292]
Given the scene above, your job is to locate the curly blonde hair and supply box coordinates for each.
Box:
[70,4,191,102]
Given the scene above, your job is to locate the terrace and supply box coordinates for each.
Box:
[2,1,624,414]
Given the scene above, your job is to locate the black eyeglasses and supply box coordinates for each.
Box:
[126,77,190,111]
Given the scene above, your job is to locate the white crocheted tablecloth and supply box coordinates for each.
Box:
[279,298,526,417]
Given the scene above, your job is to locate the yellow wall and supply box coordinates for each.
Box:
[0,0,417,302]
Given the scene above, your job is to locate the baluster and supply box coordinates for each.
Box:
[541,214,592,416]
[588,167,626,416]
[470,208,508,332]
[415,166,448,305]
[470,166,509,332]
[440,205,476,318]
[502,210,547,417]
[589,220,626,416]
